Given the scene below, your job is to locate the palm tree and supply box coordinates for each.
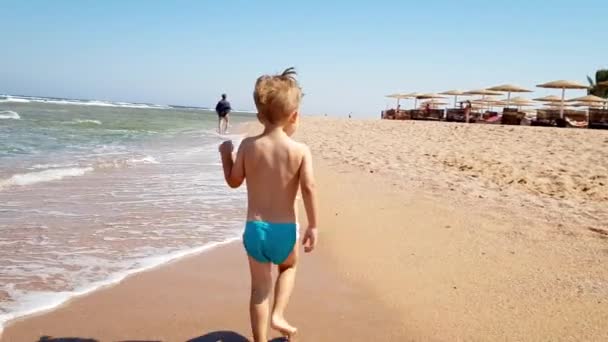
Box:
[587,69,608,98]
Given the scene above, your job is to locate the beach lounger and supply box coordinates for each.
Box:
[409,109,424,120]
[531,109,563,127]
[411,109,443,121]
[396,109,411,120]
[445,108,464,122]
[563,110,588,128]
[445,108,479,123]
[589,108,608,129]
[500,110,525,125]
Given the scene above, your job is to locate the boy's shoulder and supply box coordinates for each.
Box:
[284,138,310,154]
[293,140,310,154]
[238,136,256,152]
[240,135,309,155]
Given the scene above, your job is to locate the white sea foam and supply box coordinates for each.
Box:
[128,156,159,164]
[70,119,102,125]
[0,167,93,189]
[0,237,240,332]
[0,110,20,120]
[30,163,79,170]
[0,96,170,109]
[0,97,30,103]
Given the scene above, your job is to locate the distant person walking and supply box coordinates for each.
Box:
[215,93,232,134]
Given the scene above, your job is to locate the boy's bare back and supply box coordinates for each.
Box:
[239,132,310,223]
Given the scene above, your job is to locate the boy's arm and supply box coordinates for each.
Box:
[219,140,245,188]
[299,145,319,253]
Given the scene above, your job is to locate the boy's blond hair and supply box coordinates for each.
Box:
[253,67,302,124]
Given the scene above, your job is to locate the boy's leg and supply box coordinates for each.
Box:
[248,256,272,342]
[271,247,298,337]
[218,116,222,134]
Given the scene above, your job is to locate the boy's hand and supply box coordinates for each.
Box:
[219,140,234,156]
[302,227,318,253]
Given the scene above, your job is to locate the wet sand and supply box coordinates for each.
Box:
[3,117,608,341]
[1,240,404,341]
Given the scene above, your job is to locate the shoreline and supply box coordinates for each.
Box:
[1,234,405,341]
[0,236,241,334]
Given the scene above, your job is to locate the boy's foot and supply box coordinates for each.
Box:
[271,315,298,340]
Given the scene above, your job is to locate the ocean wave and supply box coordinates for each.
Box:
[0,98,30,103]
[65,119,102,125]
[128,156,159,164]
[0,96,170,109]
[0,167,93,189]
[0,153,161,192]
[0,237,239,332]
[30,163,79,170]
[0,110,20,120]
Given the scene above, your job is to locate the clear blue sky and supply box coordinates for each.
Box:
[1,0,606,117]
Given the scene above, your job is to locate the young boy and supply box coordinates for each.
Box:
[219,68,318,341]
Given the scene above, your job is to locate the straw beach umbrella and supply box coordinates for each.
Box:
[470,96,503,111]
[533,95,563,103]
[487,84,532,107]
[509,98,536,110]
[571,102,603,108]
[536,80,589,118]
[440,90,468,107]
[464,89,504,96]
[416,93,445,109]
[543,103,573,109]
[422,99,448,108]
[567,94,608,103]
[404,92,425,109]
[508,96,533,103]
[385,93,413,109]
[416,93,446,99]
[568,94,608,110]
[465,89,503,110]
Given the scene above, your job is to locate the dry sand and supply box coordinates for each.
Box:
[2,117,607,341]
[298,118,608,341]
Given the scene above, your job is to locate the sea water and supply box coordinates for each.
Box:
[0,95,251,329]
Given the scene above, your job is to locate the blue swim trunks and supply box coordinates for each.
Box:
[243,221,297,264]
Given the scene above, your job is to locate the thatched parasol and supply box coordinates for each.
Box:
[440,90,468,107]
[403,92,424,109]
[416,93,446,99]
[567,95,608,103]
[571,102,603,108]
[536,80,589,118]
[421,100,448,109]
[470,96,504,111]
[533,95,563,102]
[487,84,532,107]
[464,89,504,96]
[415,93,445,109]
[385,93,413,108]
[568,94,608,110]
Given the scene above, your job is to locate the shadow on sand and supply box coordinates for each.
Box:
[37,331,288,342]
[188,330,287,342]
[39,337,161,342]
[39,337,99,342]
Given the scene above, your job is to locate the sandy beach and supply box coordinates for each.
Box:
[3,117,608,341]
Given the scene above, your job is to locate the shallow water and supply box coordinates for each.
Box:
[0,99,251,327]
